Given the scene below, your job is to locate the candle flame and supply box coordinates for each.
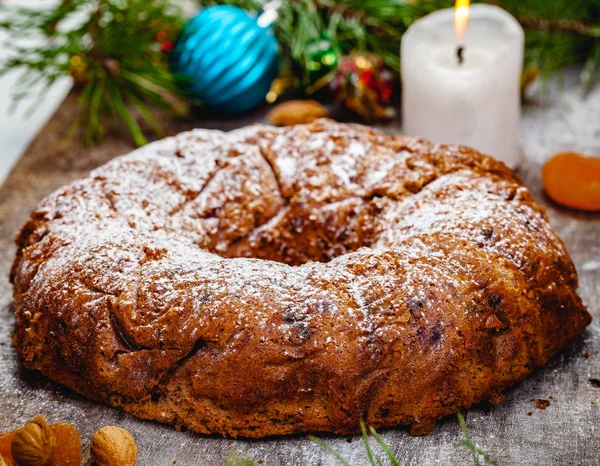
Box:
[454,0,470,41]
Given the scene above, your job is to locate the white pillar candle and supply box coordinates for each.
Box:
[401,4,524,168]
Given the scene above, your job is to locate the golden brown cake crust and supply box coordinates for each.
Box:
[11,119,591,438]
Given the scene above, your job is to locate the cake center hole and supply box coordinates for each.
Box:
[219,211,378,266]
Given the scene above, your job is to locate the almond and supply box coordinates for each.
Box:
[267,100,328,126]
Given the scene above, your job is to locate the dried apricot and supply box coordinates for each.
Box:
[542,152,600,211]
[0,420,80,466]
[49,423,81,466]
[0,433,15,465]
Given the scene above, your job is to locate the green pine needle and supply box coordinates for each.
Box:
[360,420,379,466]
[226,450,256,466]
[368,426,402,466]
[227,417,500,466]
[308,434,353,466]
[360,419,381,466]
[105,77,147,146]
[310,421,403,466]
[457,412,498,466]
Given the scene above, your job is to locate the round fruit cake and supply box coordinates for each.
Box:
[11,119,590,437]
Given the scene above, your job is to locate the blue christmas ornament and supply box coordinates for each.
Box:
[172,5,279,114]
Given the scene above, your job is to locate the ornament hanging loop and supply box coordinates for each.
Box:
[257,0,281,28]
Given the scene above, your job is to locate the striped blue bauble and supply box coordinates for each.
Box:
[171,6,279,114]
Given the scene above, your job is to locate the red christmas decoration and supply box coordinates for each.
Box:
[330,52,396,121]
[161,40,174,53]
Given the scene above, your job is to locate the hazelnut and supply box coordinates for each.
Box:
[90,426,137,466]
[10,416,56,466]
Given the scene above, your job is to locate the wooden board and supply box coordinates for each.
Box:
[1,72,599,465]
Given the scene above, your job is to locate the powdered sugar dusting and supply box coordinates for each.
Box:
[14,119,574,347]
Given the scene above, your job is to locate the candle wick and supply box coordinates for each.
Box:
[457,45,465,65]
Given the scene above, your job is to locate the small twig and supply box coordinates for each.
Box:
[518,16,600,38]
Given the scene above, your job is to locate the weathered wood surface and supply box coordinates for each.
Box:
[1,72,599,465]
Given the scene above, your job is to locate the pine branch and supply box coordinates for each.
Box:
[485,0,600,86]
[199,0,600,93]
[0,0,186,146]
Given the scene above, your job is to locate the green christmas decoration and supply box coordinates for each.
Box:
[303,35,338,84]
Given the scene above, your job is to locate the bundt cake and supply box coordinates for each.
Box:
[11,119,590,437]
